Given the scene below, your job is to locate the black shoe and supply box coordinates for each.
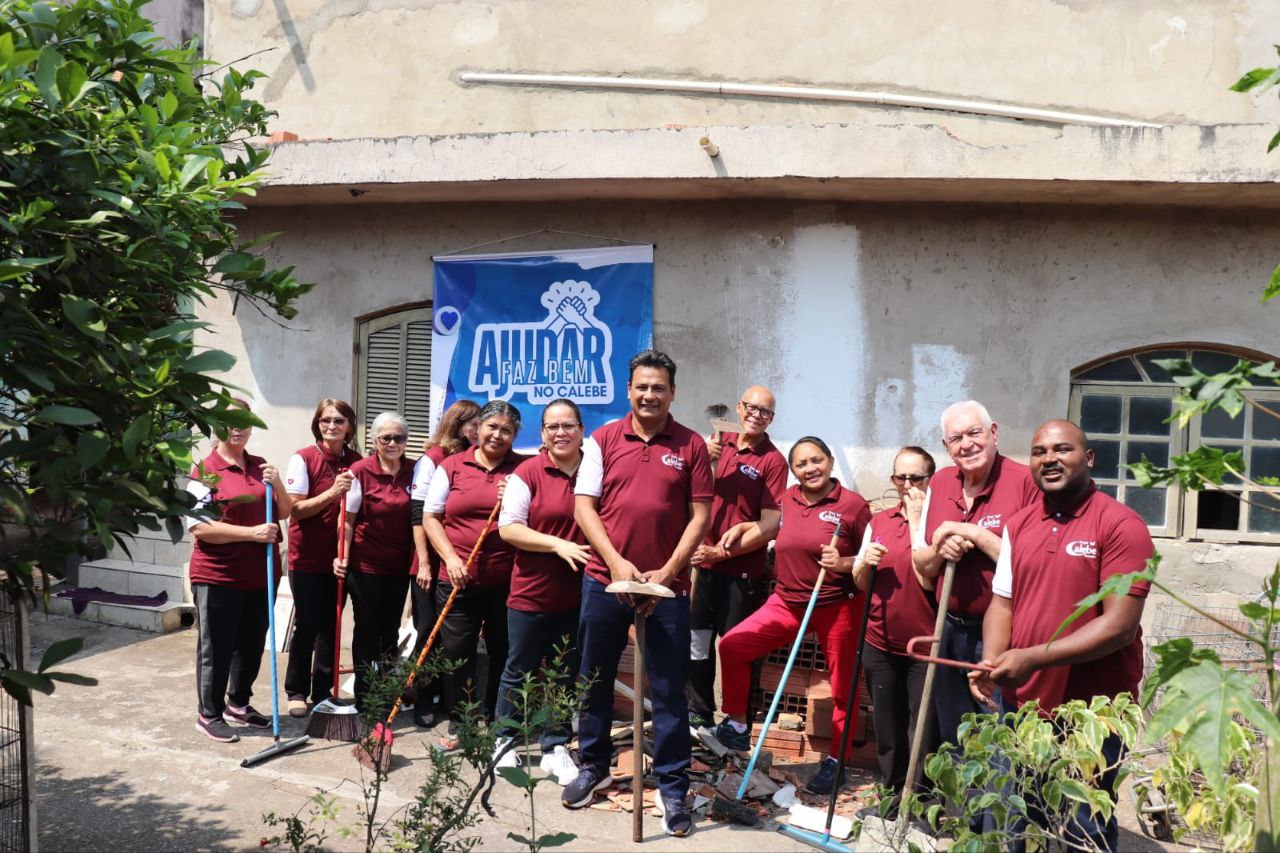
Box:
[561,764,613,809]
[806,756,841,794]
[655,792,693,837]
[711,719,750,752]
[412,706,434,728]
[224,704,271,728]
[197,714,241,743]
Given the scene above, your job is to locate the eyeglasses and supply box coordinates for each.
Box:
[891,474,930,485]
[740,401,775,419]
[377,434,407,445]
[943,426,987,447]
[542,422,581,434]
[319,417,348,426]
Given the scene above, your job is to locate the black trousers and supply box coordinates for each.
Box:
[685,570,767,721]
[410,575,444,704]
[193,583,269,719]
[435,581,509,726]
[346,571,411,708]
[863,643,938,792]
[284,570,343,704]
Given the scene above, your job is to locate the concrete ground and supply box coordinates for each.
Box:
[31,612,1181,851]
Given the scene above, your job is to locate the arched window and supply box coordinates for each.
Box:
[353,303,432,459]
[1069,344,1280,542]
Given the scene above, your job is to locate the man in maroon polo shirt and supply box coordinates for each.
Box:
[970,420,1152,851]
[566,350,713,838]
[685,385,788,730]
[912,400,1039,746]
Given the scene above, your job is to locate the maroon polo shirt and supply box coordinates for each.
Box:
[410,444,452,578]
[349,454,414,576]
[189,451,279,591]
[1001,484,1153,711]
[287,443,363,574]
[579,416,714,596]
[506,451,585,613]
[705,432,788,580]
[864,504,938,655]
[433,450,523,589]
[773,482,871,608]
[920,454,1039,616]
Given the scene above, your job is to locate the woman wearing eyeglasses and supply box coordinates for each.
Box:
[282,398,363,717]
[492,399,592,764]
[852,446,939,798]
[407,399,481,727]
[424,400,525,743]
[334,411,415,708]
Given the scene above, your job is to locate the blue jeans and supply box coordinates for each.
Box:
[577,575,691,801]
[934,614,987,747]
[493,606,580,751]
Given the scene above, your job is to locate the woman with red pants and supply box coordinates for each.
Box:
[423,400,523,745]
[283,398,362,717]
[853,446,939,800]
[334,411,415,709]
[407,398,480,727]
[715,435,871,794]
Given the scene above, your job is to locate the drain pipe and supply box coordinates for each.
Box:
[458,71,1161,129]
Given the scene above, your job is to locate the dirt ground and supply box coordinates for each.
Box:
[30,611,1184,851]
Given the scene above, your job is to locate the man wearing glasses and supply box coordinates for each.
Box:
[685,387,787,742]
[568,350,713,837]
[911,400,1039,746]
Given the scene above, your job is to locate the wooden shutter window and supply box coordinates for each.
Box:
[355,305,432,459]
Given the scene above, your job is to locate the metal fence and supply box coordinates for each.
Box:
[0,595,32,852]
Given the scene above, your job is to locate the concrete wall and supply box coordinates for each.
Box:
[196,198,1279,599]
[205,0,1280,142]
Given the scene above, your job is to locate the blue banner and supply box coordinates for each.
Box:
[430,245,654,448]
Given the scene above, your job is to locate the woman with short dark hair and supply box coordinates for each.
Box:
[282,398,363,717]
[424,400,524,744]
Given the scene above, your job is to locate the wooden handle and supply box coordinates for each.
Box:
[384,494,502,727]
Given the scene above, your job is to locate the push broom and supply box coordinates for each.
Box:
[242,483,311,767]
[354,494,502,775]
[307,491,362,741]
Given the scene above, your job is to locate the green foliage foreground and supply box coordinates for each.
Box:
[0,0,308,696]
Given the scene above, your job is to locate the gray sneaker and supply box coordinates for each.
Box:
[655,791,693,837]
[561,764,612,809]
[197,714,241,743]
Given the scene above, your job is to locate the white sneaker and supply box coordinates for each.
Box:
[539,745,580,786]
[494,737,521,769]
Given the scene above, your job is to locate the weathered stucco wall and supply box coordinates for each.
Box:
[204,0,1280,141]
[196,198,1279,598]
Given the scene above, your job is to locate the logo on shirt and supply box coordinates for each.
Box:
[976,513,1002,530]
[738,463,761,481]
[819,510,842,525]
[409,482,417,491]
[287,478,295,485]
[465,279,615,406]
[1066,540,1098,558]
[661,453,686,471]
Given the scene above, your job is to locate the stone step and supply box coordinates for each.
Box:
[106,530,191,567]
[76,559,188,603]
[45,587,195,633]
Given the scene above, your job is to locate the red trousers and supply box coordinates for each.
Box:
[719,591,864,759]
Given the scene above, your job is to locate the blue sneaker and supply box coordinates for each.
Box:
[711,719,750,752]
[806,756,842,794]
[561,764,612,809]
[655,792,693,837]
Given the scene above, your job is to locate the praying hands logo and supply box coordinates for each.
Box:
[542,280,601,335]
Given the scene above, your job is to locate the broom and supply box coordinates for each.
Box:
[354,493,503,774]
[307,491,362,741]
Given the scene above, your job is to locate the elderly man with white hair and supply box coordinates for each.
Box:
[911,401,1039,745]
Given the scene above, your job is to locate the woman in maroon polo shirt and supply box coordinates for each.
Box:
[186,398,293,743]
[423,400,524,743]
[492,399,591,763]
[407,398,480,728]
[334,411,415,709]
[715,435,871,795]
[852,445,939,797]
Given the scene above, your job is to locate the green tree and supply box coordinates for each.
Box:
[0,0,308,697]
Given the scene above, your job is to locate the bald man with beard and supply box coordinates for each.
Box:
[970,419,1153,852]
[685,386,788,736]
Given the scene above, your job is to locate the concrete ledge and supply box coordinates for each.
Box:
[251,122,1280,207]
